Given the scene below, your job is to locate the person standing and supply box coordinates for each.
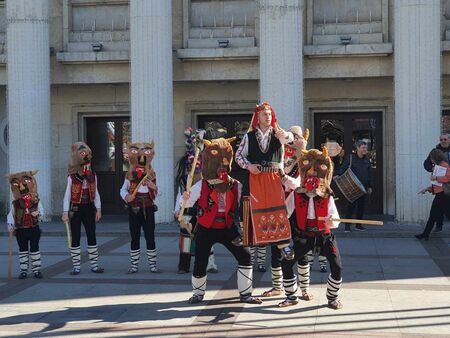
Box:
[335,140,373,232]
[423,134,450,233]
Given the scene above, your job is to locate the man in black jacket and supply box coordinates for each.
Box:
[336,141,373,232]
[423,134,450,232]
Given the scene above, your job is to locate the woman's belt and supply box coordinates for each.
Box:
[252,161,283,173]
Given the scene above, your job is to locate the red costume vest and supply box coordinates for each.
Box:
[13,199,39,229]
[294,193,330,235]
[70,174,96,205]
[128,178,157,208]
[197,179,238,230]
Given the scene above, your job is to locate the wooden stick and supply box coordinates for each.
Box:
[178,146,201,225]
[7,231,13,280]
[318,217,383,225]
[130,170,154,199]
[64,221,72,248]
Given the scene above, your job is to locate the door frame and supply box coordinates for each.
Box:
[311,105,391,215]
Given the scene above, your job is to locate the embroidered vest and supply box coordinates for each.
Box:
[70,174,96,205]
[197,179,238,229]
[128,178,157,208]
[13,198,40,229]
[294,193,330,234]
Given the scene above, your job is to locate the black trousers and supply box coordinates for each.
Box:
[16,226,41,252]
[70,203,97,247]
[270,245,282,269]
[129,207,156,250]
[193,225,251,278]
[422,192,450,236]
[345,195,366,224]
[281,233,342,281]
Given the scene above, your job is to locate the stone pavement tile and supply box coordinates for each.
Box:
[337,238,378,256]
[109,236,178,254]
[373,238,429,256]
[0,254,68,279]
[0,282,211,336]
[379,257,450,285]
[387,290,450,335]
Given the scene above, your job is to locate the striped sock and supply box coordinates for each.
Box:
[237,265,253,297]
[70,246,81,270]
[283,276,298,300]
[256,246,266,266]
[319,255,327,269]
[306,250,314,267]
[147,249,157,272]
[297,263,310,290]
[192,275,207,296]
[271,266,283,290]
[326,275,342,301]
[30,251,41,273]
[130,249,140,271]
[87,245,99,269]
[19,251,29,273]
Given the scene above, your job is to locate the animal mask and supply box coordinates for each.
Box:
[7,170,39,204]
[297,147,333,197]
[125,141,155,182]
[285,127,310,159]
[201,137,236,193]
[69,142,93,176]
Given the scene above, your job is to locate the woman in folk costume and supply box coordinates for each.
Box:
[7,170,45,279]
[279,147,343,310]
[120,141,158,273]
[235,103,295,260]
[62,142,103,275]
[174,127,218,274]
[181,137,262,304]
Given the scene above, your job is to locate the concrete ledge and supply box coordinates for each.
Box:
[56,50,129,64]
[176,47,259,61]
[304,43,393,57]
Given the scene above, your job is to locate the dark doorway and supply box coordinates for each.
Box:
[85,116,130,214]
[314,112,383,215]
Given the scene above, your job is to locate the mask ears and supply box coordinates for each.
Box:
[225,137,237,144]
[203,139,212,147]
[31,170,39,176]
[303,128,310,142]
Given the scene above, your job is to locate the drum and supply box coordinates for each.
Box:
[334,168,366,203]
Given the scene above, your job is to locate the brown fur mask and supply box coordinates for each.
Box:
[125,141,155,182]
[297,147,333,197]
[201,137,236,193]
[68,142,93,176]
[7,170,39,203]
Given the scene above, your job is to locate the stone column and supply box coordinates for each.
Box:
[130,0,174,223]
[7,0,52,215]
[259,0,304,128]
[394,0,441,223]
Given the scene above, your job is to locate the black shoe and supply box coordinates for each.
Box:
[320,265,327,273]
[240,295,262,304]
[414,234,429,241]
[344,225,351,233]
[91,267,105,273]
[188,294,204,304]
[231,236,243,246]
[257,264,266,273]
[433,225,443,233]
[355,225,366,231]
[18,272,27,279]
[280,246,295,260]
[34,271,43,279]
[70,268,81,275]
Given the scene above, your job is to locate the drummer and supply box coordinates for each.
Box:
[335,140,373,232]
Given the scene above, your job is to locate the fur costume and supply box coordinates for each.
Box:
[120,141,158,273]
[181,137,261,304]
[280,147,343,310]
[63,142,103,275]
[7,170,44,279]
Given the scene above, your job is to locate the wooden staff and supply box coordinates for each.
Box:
[178,145,201,227]
[130,170,154,199]
[64,221,72,248]
[8,230,13,280]
[318,217,383,226]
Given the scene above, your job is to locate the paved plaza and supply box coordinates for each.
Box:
[0,218,449,337]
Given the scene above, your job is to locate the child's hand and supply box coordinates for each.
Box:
[7,223,14,233]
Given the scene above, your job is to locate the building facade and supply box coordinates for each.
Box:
[0,0,449,223]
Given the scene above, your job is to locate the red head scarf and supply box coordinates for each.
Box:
[250,102,277,130]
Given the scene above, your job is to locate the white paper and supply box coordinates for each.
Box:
[431,165,447,186]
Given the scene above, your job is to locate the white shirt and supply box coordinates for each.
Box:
[7,201,45,227]
[119,178,151,202]
[62,175,101,212]
[179,180,243,210]
[286,194,340,229]
[235,126,293,170]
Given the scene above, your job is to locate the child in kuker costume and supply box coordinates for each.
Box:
[7,170,45,279]
[181,137,262,304]
[235,103,295,260]
[174,127,218,274]
[279,146,343,310]
[62,142,103,275]
[120,141,159,273]
[260,125,311,297]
